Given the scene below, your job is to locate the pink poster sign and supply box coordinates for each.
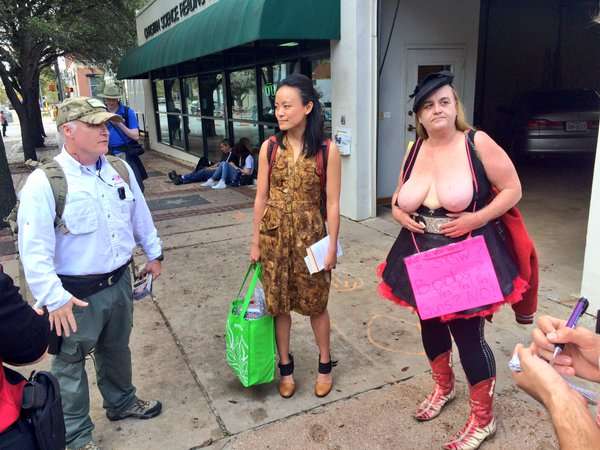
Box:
[404,235,503,320]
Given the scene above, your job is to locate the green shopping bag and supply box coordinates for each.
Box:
[225,263,276,387]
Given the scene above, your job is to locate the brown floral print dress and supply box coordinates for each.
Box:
[259,142,331,316]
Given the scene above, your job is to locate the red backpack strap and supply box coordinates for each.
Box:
[267,135,279,183]
[315,139,330,194]
[316,139,330,218]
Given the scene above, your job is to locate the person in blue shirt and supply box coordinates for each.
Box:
[99,84,148,192]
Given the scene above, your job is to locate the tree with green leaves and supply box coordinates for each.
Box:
[0,0,141,162]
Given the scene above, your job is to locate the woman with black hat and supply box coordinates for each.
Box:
[378,71,530,449]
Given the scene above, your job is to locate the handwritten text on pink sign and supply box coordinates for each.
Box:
[404,236,503,320]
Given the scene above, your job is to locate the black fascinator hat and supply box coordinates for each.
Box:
[409,71,454,113]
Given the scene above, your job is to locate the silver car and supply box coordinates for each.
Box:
[509,89,600,158]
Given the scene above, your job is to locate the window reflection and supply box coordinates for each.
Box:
[204,119,227,163]
[230,69,257,120]
[200,73,225,117]
[311,59,332,136]
[167,114,184,148]
[165,79,182,114]
[184,116,204,157]
[157,114,169,143]
[260,62,296,122]
[232,122,260,149]
[154,80,166,112]
[183,77,200,115]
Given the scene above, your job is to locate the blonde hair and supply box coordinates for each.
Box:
[415,87,472,139]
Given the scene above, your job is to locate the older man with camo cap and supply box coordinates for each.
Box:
[17,97,163,450]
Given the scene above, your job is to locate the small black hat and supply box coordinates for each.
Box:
[410,71,455,113]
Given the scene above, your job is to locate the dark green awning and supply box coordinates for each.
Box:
[117,0,340,79]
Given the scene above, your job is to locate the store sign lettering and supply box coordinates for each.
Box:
[144,0,210,40]
[263,83,276,97]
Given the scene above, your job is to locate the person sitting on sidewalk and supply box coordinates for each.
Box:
[202,140,255,189]
[168,139,237,185]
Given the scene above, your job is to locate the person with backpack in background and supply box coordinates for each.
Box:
[0,264,54,449]
[100,84,148,192]
[17,97,164,450]
[250,73,342,399]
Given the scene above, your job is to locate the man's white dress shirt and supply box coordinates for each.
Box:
[17,149,162,312]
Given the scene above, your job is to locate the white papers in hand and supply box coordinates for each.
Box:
[304,235,343,274]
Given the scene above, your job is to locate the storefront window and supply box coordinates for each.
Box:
[263,124,278,142]
[183,77,200,115]
[204,118,227,163]
[229,69,257,120]
[232,122,260,149]
[165,79,182,114]
[184,116,204,157]
[168,113,184,148]
[154,80,166,112]
[157,113,169,143]
[200,73,225,117]
[311,59,332,136]
[260,62,296,122]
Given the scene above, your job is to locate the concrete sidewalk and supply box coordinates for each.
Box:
[3,144,592,449]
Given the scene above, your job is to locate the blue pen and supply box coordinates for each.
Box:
[552,297,589,360]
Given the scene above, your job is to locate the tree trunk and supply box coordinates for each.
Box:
[20,82,42,161]
[33,79,46,144]
[0,134,17,227]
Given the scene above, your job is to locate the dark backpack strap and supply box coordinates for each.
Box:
[467,128,477,149]
[122,105,130,129]
[402,138,422,183]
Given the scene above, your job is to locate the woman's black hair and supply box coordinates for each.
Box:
[275,73,324,158]
[233,140,250,161]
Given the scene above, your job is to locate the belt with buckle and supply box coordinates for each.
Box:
[412,214,452,234]
[58,261,130,299]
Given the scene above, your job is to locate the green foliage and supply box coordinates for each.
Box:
[0,0,142,158]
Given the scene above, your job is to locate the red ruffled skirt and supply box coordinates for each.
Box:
[378,215,529,323]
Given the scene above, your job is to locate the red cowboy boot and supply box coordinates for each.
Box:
[443,377,496,450]
[414,351,455,421]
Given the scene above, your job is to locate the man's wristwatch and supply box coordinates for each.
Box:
[153,253,164,262]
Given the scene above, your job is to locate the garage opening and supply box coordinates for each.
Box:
[474,0,600,303]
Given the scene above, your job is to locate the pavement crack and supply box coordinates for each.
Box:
[149,297,231,437]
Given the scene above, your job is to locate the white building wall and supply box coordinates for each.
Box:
[582,136,600,311]
[331,0,378,220]
[377,0,480,199]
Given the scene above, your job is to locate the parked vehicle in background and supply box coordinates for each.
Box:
[506,89,600,159]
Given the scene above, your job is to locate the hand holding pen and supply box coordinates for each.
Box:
[552,297,589,360]
[531,308,600,383]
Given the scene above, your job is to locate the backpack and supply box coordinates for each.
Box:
[266,135,330,217]
[21,371,66,450]
[4,155,130,234]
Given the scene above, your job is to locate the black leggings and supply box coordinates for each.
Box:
[420,316,495,386]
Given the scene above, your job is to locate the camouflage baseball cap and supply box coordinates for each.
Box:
[56,97,123,128]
